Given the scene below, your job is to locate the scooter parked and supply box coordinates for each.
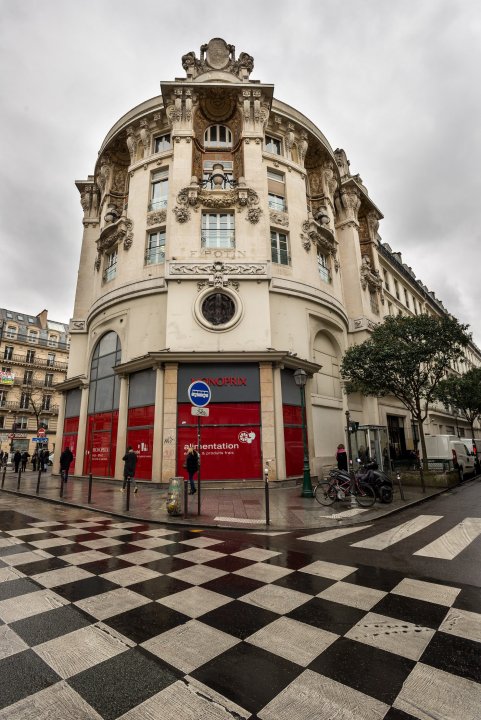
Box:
[356,461,393,503]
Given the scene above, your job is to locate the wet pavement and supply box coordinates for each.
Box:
[0,468,446,530]
[0,480,480,719]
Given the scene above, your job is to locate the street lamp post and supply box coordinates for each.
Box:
[294,368,313,498]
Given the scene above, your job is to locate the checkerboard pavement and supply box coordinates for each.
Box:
[1,509,481,719]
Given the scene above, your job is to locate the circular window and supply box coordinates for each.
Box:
[194,287,243,332]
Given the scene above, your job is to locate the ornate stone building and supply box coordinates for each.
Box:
[55,38,480,482]
[0,308,69,458]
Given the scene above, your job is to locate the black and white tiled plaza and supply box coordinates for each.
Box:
[1,505,481,719]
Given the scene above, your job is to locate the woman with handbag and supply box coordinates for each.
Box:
[185,446,199,494]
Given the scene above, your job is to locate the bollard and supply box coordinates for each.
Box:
[184,479,189,517]
[59,472,64,499]
[125,477,131,512]
[87,473,93,504]
[36,469,42,494]
[396,470,405,501]
[264,462,270,526]
[17,467,22,491]
[1,465,6,489]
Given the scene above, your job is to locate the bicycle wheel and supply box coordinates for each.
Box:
[354,482,376,507]
[314,482,337,506]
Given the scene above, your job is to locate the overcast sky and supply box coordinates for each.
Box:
[1,0,480,343]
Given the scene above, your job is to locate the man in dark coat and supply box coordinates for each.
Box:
[121,446,138,493]
[13,450,22,473]
[60,447,74,483]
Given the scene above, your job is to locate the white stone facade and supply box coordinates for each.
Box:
[56,38,480,483]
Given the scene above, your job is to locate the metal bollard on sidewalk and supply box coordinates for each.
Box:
[36,469,42,495]
[87,473,93,504]
[264,460,270,526]
[17,467,22,491]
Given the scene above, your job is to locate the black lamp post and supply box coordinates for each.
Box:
[294,368,313,497]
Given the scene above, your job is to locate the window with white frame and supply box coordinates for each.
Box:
[145,230,166,265]
[317,250,330,283]
[42,395,52,411]
[4,346,13,361]
[271,230,289,265]
[20,392,30,409]
[16,416,28,430]
[201,212,235,249]
[153,134,171,153]
[47,352,55,366]
[44,372,54,387]
[267,168,286,211]
[204,125,232,149]
[149,169,168,211]
[47,334,58,347]
[265,136,282,155]
[5,325,17,339]
[27,329,39,343]
[104,249,118,282]
[383,269,390,292]
[23,370,33,385]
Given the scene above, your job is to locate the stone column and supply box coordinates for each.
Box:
[75,385,89,476]
[151,365,165,482]
[335,187,367,318]
[259,362,276,481]
[114,375,129,480]
[161,363,178,482]
[273,365,286,481]
[52,392,66,475]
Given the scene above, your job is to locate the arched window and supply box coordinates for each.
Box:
[88,332,121,414]
[204,125,232,149]
[313,331,342,399]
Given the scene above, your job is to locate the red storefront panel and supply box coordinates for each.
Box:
[177,402,262,480]
[126,427,154,480]
[62,416,79,465]
[284,427,304,477]
[84,411,118,477]
[283,404,302,425]
[127,405,155,427]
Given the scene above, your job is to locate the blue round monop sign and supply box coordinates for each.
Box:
[187,380,211,407]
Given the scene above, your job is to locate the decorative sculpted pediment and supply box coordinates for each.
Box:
[181,38,254,81]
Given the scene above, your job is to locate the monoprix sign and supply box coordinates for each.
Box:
[187,380,211,408]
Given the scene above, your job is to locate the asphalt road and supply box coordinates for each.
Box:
[0,479,480,719]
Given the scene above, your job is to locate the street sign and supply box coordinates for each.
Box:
[187,380,211,408]
[32,438,48,443]
[37,428,46,437]
[191,407,210,417]
[7,434,15,439]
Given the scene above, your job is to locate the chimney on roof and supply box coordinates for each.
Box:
[36,309,48,329]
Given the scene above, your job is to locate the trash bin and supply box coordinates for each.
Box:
[166,476,185,516]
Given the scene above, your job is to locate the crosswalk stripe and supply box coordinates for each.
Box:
[319,508,370,519]
[414,518,481,559]
[350,515,443,550]
[298,525,373,543]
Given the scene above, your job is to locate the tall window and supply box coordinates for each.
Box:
[27,329,39,343]
[88,332,122,415]
[149,169,168,210]
[265,136,282,155]
[267,168,286,211]
[204,125,232,149]
[153,134,171,153]
[0,390,7,407]
[26,349,35,363]
[271,230,289,265]
[5,325,17,339]
[16,416,28,430]
[20,392,30,409]
[201,212,235,249]
[382,269,390,292]
[317,251,330,283]
[394,279,400,300]
[47,352,55,366]
[47,334,58,347]
[104,249,118,282]
[42,395,52,411]
[404,288,410,308]
[45,372,54,387]
[4,346,13,361]
[23,370,33,385]
[145,230,166,265]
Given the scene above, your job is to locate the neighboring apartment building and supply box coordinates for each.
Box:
[54,38,481,483]
[0,308,69,457]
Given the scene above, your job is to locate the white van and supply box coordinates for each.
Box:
[422,435,476,480]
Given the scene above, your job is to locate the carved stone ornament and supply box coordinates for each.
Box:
[77,182,100,222]
[170,261,266,278]
[173,181,260,222]
[269,209,289,227]
[181,38,254,81]
[360,255,385,304]
[196,261,240,291]
[94,217,134,271]
[70,320,86,332]
[300,218,340,271]
[334,187,361,228]
[246,207,262,224]
[147,210,167,227]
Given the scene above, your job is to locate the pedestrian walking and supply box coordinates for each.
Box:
[336,443,348,472]
[40,449,49,472]
[121,446,138,493]
[32,450,38,472]
[184,445,199,494]
[13,450,22,473]
[21,451,30,472]
[60,446,74,483]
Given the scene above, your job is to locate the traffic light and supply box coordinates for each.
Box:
[349,421,359,433]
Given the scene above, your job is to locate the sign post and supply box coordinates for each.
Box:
[187,381,211,515]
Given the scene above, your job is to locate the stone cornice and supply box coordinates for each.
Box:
[166,260,269,280]
[54,375,87,392]
[114,350,321,376]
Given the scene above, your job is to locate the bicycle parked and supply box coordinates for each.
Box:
[314,467,376,507]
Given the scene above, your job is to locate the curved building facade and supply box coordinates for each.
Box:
[56,38,478,483]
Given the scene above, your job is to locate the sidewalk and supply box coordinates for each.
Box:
[0,468,449,530]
